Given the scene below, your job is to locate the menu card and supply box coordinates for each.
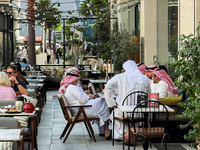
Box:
[148,93,159,108]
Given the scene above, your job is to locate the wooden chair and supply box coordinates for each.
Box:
[112,91,148,149]
[57,94,99,143]
[129,100,169,150]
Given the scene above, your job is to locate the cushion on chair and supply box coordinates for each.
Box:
[0,142,13,150]
[13,116,29,128]
[22,95,38,107]
[58,94,72,119]
[131,127,165,137]
[159,96,182,106]
[56,67,63,77]
[51,67,57,77]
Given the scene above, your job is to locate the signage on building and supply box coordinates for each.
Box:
[23,36,42,42]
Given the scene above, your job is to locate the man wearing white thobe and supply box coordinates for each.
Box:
[152,68,178,98]
[104,60,151,140]
[146,65,157,93]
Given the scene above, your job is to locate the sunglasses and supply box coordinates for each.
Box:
[6,72,13,75]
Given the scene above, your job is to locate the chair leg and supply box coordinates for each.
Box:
[60,123,71,139]
[149,138,152,148]
[123,121,125,150]
[164,136,167,150]
[63,123,76,143]
[134,135,136,150]
[84,121,92,138]
[142,138,149,150]
[112,117,115,146]
[85,120,96,142]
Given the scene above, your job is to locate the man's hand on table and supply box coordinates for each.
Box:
[89,94,95,100]
[84,90,90,95]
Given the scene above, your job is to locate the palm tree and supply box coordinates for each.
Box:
[36,0,61,50]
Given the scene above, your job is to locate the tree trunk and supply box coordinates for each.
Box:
[28,20,36,65]
[48,28,51,50]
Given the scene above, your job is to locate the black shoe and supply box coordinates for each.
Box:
[99,133,105,136]
[116,139,123,142]
[106,130,112,140]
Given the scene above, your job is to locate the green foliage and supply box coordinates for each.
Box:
[83,36,89,42]
[171,24,200,147]
[71,39,79,44]
[79,0,109,17]
[75,26,86,32]
[100,69,106,77]
[66,55,73,61]
[109,24,140,71]
[66,17,79,24]
[80,50,88,55]
[56,36,61,40]
[36,0,61,29]
[168,36,178,59]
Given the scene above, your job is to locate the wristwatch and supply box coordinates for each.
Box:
[16,83,20,86]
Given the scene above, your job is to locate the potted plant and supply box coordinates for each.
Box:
[99,69,106,79]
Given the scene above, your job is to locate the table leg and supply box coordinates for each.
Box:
[17,135,24,150]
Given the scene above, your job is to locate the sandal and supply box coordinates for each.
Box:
[124,141,136,146]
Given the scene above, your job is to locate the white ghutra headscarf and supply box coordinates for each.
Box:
[123,60,150,92]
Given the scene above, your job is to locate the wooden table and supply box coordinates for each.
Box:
[0,129,23,150]
[0,111,38,150]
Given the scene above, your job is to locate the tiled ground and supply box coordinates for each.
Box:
[36,89,193,150]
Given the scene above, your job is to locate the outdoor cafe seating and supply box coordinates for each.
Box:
[128,100,169,150]
[0,117,22,150]
[112,91,148,149]
[57,94,100,143]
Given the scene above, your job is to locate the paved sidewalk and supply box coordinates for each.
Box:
[36,89,193,150]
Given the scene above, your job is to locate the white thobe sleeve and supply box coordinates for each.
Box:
[147,84,151,93]
[104,76,118,107]
[157,81,168,98]
[71,86,89,104]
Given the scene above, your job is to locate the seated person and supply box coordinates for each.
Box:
[105,60,150,144]
[58,73,111,140]
[0,72,16,100]
[152,68,178,98]
[137,63,146,75]
[6,65,28,95]
[0,66,6,73]
[15,63,28,85]
[20,58,29,69]
[146,65,157,93]
[62,67,90,94]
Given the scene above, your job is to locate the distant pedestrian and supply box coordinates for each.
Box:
[54,46,60,64]
[46,46,51,63]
